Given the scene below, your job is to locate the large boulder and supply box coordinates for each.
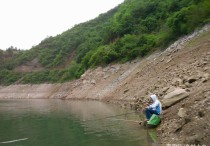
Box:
[162,88,189,108]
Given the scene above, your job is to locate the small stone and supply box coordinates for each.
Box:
[185,82,192,88]
[91,80,96,85]
[203,67,209,72]
[103,75,110,79]
[172,78,183,86]
[178,108,187,118]
[202,73,209,82]
[202,61,208,66]
[179,85,186,89]
[123,89,129,94]
[181,103,185,107]
[83,80,88,84]
[166,59,172,63]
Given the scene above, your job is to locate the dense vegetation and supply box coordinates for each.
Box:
[0,0,210,85]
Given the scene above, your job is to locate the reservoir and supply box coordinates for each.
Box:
[0,100,157,146]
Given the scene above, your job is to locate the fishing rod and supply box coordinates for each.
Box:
[110,118,140,123]
[82,111,138,122]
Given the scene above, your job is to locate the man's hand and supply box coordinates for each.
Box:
[144,103,149,109]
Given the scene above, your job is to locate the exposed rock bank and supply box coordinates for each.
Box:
[0,25,210,145]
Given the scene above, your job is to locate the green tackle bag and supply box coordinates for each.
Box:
[147,114,161,128]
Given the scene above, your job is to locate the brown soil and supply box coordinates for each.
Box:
[14,58,44,72]
[0,25,210,145]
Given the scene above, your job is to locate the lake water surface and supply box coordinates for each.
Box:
[0,100,158,146]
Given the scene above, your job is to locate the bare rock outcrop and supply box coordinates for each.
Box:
[162,88,189,108]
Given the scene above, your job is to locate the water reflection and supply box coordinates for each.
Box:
[0,99,158,146]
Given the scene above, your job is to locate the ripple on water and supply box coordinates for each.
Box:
[0,99,158,146]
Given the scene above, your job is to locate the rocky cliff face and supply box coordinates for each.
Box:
[0,25,210,145]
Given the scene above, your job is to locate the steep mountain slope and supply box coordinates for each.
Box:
[0,24,209,145]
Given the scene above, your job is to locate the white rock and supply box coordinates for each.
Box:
[178,108,187,118]
[162,88,189,108]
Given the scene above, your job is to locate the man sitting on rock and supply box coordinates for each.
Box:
[144,94,162,121]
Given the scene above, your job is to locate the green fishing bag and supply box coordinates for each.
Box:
[147,114,161,127]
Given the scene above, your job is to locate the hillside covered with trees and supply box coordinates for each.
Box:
[0,0,210,85]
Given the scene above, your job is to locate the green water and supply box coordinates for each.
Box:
[0,100,157,146]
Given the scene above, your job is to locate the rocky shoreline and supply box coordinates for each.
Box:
[0,24,210,145]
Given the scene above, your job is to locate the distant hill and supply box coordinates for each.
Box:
[0,0,210,85]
